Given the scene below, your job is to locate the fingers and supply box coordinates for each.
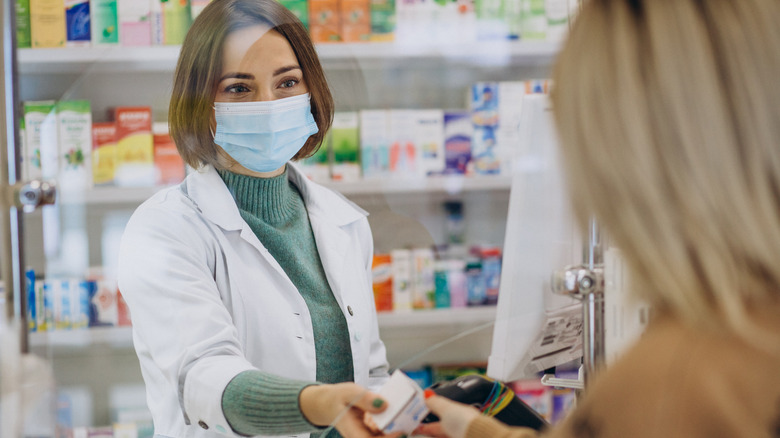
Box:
[415,422,449,437]
[344,385,388,414]
[425,394,462,415]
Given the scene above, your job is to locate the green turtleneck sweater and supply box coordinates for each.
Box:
[218,168,354,437]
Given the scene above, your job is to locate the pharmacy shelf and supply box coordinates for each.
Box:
[377,306,497,329]
[17,41,559,74]
[59,175,511,205]
[28,307,497,352]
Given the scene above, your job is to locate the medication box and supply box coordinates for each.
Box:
[118,0,151,46]
[16,0,32,48]
[413,109,444,176]
[331,111,360,182]
[388,109,418,176]
[91,0,118,45]
[65,0,91,46]
[340,0,371,42]
[309,0,341,42]
[280,0,310,28]
[57,99,93,187]
[163,0,192,45]
[443,111,472,174]
[469,82,500,174]
[411,247,435,309]
[30,0,67,48]
[390,249,412,311]
[112,106,154,186]
[92,122,117,185]
[372,254,393,312]
[359,110,390,179]
[23,100,58,180]
[371,370,429,435]
[152,122,185,185]
[369,0,395,41]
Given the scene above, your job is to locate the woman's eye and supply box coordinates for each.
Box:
[280,79,298,89]
[225,83,250,93]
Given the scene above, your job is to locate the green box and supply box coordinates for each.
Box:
[91,0,119,45]
[369,0,394,41]
[163,0,193,45]
[279,0,309,29]
[16,0,32,48]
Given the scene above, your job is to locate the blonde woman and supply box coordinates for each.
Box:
[418,0,780,437]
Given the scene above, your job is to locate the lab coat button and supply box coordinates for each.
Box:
[354,331,362,341]
[198,421,209,430]
[347,305,354,316]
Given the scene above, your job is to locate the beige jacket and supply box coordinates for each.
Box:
[466,305,780,438]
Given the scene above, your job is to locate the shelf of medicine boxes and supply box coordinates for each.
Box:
[17,40,560,74]
[58,175,512,205]
[29,306,497,352]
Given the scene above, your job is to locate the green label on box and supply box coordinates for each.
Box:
[16,0,31,48]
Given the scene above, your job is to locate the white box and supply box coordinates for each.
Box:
[391,249,413,311]
[412,110,445,176]
[411,247,435,309]
[57,100,93,189]
[388,110,419,176]
[359,110,390,179]
[371,370,430,435]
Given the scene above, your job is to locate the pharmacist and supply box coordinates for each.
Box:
[117,1,394,437]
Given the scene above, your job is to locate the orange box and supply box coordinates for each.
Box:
[309,0,341,42]
[372,254,393,312]
[340,0,370,41]
[92,122,117,185]
[153,130,185,185]
[113,106,153,164]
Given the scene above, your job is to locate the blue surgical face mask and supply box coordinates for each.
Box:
[213,93,319,173]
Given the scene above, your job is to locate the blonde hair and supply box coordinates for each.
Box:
[552,0,780,348]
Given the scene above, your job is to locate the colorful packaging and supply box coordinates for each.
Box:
[474,0,506,40]
[465,259,485,306]
[372,254,393,312]
[279,0,309,28]
[411,247,435,309]
[309,0,341,42]
[511,379,553,421]
[91,0,118,45]
[469,82,501,174]
[42,280,55,331]
[53,279,72,330]
[331,111,361,182]
[369,0,394,41]
[71,280,90,329]
[340,0,371,41]
[92,122,117,185]
[390,249,412,311]
[26,269,36,332]
[443,111,472,174]
[388,109,418,176]
[480,247,501,304]
[112,106,154,186]
[152,122,185,185]
[359,110,390,179]
[163,0,192,45]
[118,0,151,46]
[30,0,67,48]
[544,0,568,40]
[56,100,93,188]
[16,0,32,48]
[413,109,444,176]
[23,100,58,180]
[87,279,118,327]
[520,0,546,40]
[433,261,450,308]
[447,259,467,307]
[65,0,91,46]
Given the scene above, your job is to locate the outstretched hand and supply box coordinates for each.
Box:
[299,382,404,437]
[414,394,481,438]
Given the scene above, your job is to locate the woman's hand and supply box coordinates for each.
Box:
[299,382,402,437]
[415,395,481,438]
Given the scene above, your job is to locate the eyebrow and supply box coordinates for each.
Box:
[218,65,301,83]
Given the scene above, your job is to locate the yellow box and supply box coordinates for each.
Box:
[30,0,66,48]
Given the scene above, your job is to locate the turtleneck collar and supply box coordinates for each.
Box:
[217,167,300,225]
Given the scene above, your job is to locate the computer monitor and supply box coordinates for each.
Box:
[487,94,584,382]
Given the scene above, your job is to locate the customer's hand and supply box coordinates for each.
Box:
[299,382,402,437]
[415,395,481,438]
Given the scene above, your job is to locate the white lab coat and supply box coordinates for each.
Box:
[117,163,390,438]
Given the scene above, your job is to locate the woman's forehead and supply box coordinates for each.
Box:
[221,25,298,73]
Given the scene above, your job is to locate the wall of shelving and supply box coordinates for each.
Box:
[20,41,555,427]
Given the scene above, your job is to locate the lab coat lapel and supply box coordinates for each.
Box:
[184,165,292,282]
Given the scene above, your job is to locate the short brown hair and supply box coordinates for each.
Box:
[169,0,334,169]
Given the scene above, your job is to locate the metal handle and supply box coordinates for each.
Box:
[16,180,57,212]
